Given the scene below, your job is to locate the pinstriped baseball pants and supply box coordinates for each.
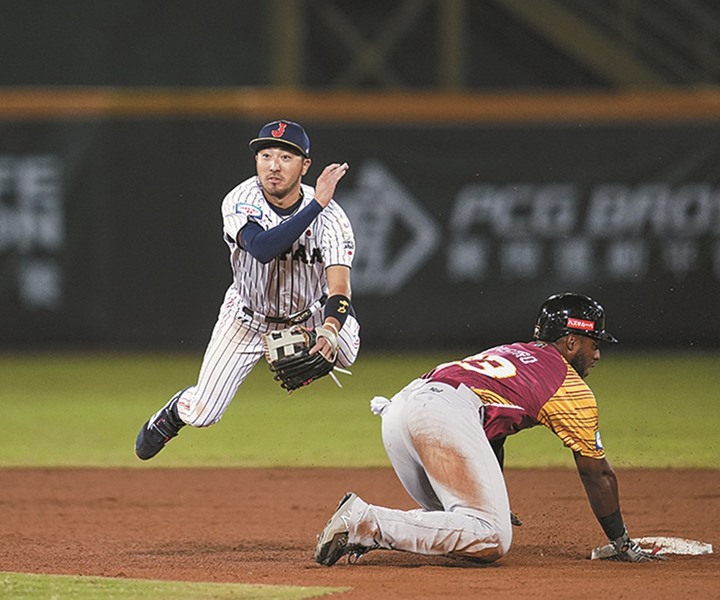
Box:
[171,287,361,427]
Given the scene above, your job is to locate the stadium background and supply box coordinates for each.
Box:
[3,0,720,352]
[2,3,719,598]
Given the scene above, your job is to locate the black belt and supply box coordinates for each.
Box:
[242,294,327,326]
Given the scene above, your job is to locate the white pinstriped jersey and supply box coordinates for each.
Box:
[222,176,355,318]
[144,169,360,433]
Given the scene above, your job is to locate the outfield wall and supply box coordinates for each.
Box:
[1,90,719,350]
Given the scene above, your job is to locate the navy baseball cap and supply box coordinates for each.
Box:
[249,120,311,157]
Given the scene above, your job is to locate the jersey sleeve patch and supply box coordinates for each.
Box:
[595,430,604,451]
[235,202,263,219]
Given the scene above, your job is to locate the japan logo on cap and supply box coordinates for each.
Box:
[249,120,311,157]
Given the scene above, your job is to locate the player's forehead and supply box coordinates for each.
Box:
[255,143,303,158]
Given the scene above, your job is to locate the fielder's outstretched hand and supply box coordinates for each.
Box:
[314,163,349,208]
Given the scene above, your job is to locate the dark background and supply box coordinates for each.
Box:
[2,0,720,352]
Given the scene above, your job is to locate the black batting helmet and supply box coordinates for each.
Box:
[533,293,618,343]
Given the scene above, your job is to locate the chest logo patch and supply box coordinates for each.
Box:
[235,203,263,219]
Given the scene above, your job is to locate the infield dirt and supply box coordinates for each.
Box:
[0,467,717,599]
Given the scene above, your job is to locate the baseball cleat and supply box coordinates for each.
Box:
[315,492,375,566]
[134,396,185,460]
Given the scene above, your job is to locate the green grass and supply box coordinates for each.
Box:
[1,350,717,598]
[0,572,346,600]
[1,351,718,468]
[585,352,720,468]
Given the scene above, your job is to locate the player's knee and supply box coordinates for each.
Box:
[469,546,505,563]
[461,533,511,563]
[496,534,512,560]
[454,510,512,562]
[493,526,512,560]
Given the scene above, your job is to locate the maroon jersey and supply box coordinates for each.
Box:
[423,341,605,458]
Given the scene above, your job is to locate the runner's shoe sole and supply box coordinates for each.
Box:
[314,492,358,566]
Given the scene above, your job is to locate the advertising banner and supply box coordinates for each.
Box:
[2,119,719,349]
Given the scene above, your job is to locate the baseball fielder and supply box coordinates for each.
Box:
[135,120,360,460]
[315,293,664,565]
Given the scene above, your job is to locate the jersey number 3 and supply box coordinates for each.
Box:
[459,354,517,379]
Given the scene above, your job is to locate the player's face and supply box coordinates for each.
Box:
[255,146,311,206]
[568,335,601,379]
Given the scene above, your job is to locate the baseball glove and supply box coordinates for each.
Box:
[262,325,338,392]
